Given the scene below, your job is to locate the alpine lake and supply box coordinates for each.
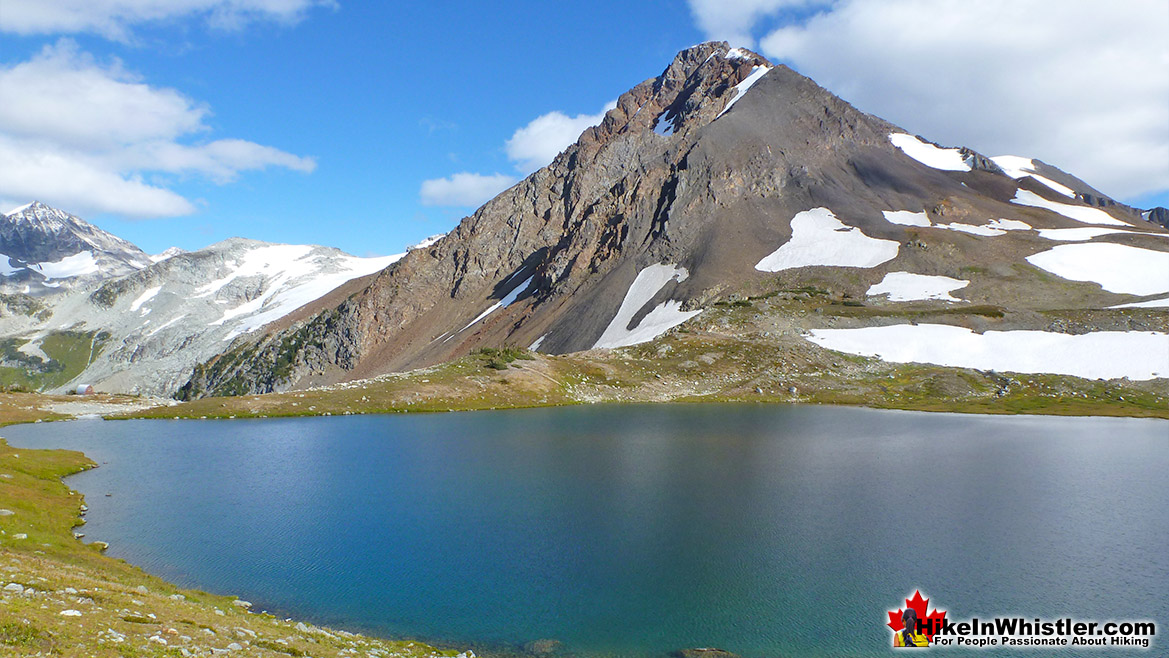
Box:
[4,404,1167,657]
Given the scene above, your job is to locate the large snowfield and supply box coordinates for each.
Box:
[1012,189,1130,226]
[807,324,1169,381]
[866,272,969,302]
[31,251,100,279]
[756,208,898,272]
[197,244,404,339]
[990,155,1076,197]
[889,133,971,171]
[594,264,702,349]
[1025,243,1169,296]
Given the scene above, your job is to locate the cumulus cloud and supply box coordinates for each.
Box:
[686,0,823,48]
[505,101,618,174]
[0,40,315,219]
[419,173,517,208]
[0,0,335,40]
[689,0,1169,201]
[420,100,617,207]
[0,135,196,217]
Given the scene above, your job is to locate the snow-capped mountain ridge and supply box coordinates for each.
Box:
[0,208,407,396]
[1,201,152,293]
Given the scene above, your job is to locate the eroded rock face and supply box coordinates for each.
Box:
[181,41,1159,398]
[184,43,787,394]
[1145,206,1169,229]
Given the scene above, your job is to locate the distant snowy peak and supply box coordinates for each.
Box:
[0,235,408,396]
[185,239,405,340]
[151,247,186,263]
[1,201,151,292]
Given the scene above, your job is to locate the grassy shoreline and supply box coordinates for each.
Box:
[116,333,1169,422]
[0,338,1163,656]
[0,437,466,658]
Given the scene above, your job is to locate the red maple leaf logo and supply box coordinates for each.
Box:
[887,590,947,641]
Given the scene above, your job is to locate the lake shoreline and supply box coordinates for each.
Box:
[0,437,476,658]
[0,432,749,658]
[5,408,1166,657]
[126,342,1169,422]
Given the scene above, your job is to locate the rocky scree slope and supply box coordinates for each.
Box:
[182,42,1169,398]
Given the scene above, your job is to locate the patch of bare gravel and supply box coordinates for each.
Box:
[43,397,176,418]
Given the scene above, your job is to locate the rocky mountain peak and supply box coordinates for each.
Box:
[1,201,152,293]
[6,201,69,224]
[573,42,771,156]
[179,42,1166,400]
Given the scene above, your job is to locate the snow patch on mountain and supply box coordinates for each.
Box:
[654,110,675,136]
[866,272,968,302]
[1109,297,1169,309]
[212,249,405,339]
[889,134,971,172]
[1012,190,1129,226]
[940,223,1006,237]
[32,251,99,279]
[884,211,1032,238]
[146,314,186,337]
[1037,227,1130,241]
[461,274,535,333]
[150,247,185,263]
[594,264,701,349]
[129,286,162,313]
[409,234,447,251]
[987,219,1032,231]
[0,255,20,276]
[991,156,1076,197]
[807,324,1169,381]
[716,65,772,119]
[883,210,931,227]
[756,208,899,272]
[1025,243,1169,296]
[195,244,315,298]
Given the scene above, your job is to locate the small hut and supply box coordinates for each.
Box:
[73,384,95,395]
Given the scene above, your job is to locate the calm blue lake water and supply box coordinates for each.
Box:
[3,405,1167,657]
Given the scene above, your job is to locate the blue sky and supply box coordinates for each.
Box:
[1,1,1166,257]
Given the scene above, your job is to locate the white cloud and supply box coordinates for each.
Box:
[688,0,1169,202]
[0,0,335,40]
[419,173,517,208]
[0,135,195,217]
[505,101,617,174]
[0,40,315,219]
[420,100,616,207]
[117,139,317,183]
[0,41,205,150]
[686,0,823,48]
